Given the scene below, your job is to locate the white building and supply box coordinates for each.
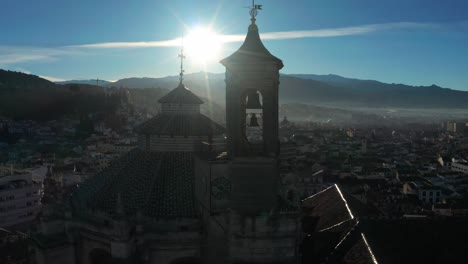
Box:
[403,181,442,204]
[0,171,42,228]
[451,162,468,174]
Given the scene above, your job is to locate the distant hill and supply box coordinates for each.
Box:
[0,70,123,120]
[0,70,225,121]
[56,79,113,86]
[0,70,66,119]
[4,69,468,121]
[106,72,468,109]
[285,73,468,108]
[108,72,226,105]
[0,69,56,91]
[288,73,360,85]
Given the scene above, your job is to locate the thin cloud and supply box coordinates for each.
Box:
[0,46,76,65]
[260,22,438,40]
[0,54,55,64]
[0,22,448,65]
[72,22,439,49]
[71,39,183,49]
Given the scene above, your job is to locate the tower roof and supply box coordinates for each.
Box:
[135,112,225,136]
[158,45,204,105]
[158,83,204,104]
[220,19,283,68]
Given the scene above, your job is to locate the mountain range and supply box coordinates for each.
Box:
[56,79,113,86]
[1,69,468,117]
[2,69,467,122]
[57,72,468,109]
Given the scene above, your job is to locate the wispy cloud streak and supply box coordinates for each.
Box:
[71,39,183,49]
[0,22,448,64]
[0,54,53,64]
[259,22,438,40]
[0,46,77,64]
[73,22,439,49]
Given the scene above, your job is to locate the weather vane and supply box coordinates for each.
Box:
[178,42,185,84]
[249,0,262,21]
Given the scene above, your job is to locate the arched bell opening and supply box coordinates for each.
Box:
[243,89,264,152]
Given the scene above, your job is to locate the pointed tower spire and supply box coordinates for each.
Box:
[221,1,282,67]
[178,43,186,85]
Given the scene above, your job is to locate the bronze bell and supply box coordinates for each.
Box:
[245,91,262,109]
[249,113,259,127]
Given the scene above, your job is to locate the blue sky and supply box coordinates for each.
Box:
[1,0,467,90]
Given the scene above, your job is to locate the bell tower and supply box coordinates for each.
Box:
[220,10,283,159]
[220,3,284,214]
[218,5,299,263]
[220,1,284,215]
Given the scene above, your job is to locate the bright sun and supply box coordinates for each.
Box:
[185,27,222,64]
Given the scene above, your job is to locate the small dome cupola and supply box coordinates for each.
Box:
[135,46,225,152]
[158,47,204,114]
[158,82,204,114]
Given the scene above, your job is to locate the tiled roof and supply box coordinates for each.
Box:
[135,113,225,136]
[158,83,204,104]
[302,184,378,264]
[220,22,283,67]
[71,149,197,218]
[341,234,378,264]
[303,184,354,231]
[311,219,358,261]
[302,183,468,264]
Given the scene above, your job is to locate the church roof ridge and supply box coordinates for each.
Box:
[157,83,204,104]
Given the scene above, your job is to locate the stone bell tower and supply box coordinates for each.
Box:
[221,13,283,159]
[219,4,300,263]
[220,4,284,214]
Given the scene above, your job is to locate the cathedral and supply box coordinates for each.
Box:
[26,4,468,264]
[32,7,301,264]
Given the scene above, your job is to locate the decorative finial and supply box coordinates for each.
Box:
[249,0,262,23]
[178,42,186,85]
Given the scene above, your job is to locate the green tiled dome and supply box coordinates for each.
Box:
[71,150,197,218]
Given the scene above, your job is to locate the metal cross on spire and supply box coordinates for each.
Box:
[178,43,186,84]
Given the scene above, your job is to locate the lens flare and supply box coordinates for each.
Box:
[185,27,222,64]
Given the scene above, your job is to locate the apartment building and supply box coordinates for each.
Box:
[0,170,42,228]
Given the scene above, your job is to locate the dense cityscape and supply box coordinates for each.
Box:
[1,92,467,262]
[1,1,468,264]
